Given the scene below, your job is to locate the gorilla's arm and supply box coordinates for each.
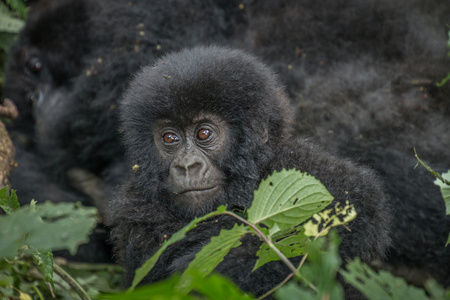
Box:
[268,140,392,263]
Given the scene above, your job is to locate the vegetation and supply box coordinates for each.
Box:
[0,0,26,88]
[437,29,450,87]
[1,168,450,299]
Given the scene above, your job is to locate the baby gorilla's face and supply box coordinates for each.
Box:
[153,113,230,216]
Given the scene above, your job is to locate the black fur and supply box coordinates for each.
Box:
[242,0,450,285]
[107,46,391,298]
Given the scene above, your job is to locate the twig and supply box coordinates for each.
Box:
[223,211,299,276]
[53,263,91,300]
[414,148,450,185]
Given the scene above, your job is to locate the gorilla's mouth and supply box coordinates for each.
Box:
[176,186,218,195]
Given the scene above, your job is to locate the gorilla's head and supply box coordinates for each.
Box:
[120,46,292,218]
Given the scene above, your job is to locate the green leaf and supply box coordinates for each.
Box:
[0,202,97,258]
[0,186,19,214]
[300,232,344,300]
[437,73,450,87]
[99,275,194,300]
[247,169,333,231]
[0,3,25,33]
[4,0,27,20]
[275,282,316,300]
[129,205,227,291]
[254,229,308,271]
[341,258,429,300]
[177,223,248,293]
[30,248,54,288]
[189,271,254,300]
[424,280,450,300]
[434,170,450,215]
[275,232,344,300]
[303,201,357,237]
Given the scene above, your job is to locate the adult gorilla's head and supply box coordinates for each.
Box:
[120,46,292,218]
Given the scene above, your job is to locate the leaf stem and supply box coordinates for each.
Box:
[223,211,300,277]
[53,263,91,300]
[414,148,450,185]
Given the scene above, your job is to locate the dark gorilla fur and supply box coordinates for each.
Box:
[239,0,450,285]
[2,0,244,262]
[107,46,391,298]
[3,0,243,207]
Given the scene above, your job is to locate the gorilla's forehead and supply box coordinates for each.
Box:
[154,112,226,130]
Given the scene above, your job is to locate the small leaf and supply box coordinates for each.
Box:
[0,187,19,215]
[129,205,227,291]
[18,291,32,300]
[254,229,308,271]
[304,201,357,237]
[341,258,429,300]
[248,169,333,230]
[30,247,54,288]
[434,171,450,215]
[177,223,248,293]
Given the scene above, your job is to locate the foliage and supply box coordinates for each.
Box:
[341,259,450,300]
[415,149,450,246]
[0,0,25,88]
[2,168,450,299]
[436,29,450,87]
[119,169,356,299]
[0,186,122,299]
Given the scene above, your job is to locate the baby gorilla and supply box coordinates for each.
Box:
[107,46,391,298]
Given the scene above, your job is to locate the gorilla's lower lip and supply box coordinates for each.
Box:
[176,186,218,195]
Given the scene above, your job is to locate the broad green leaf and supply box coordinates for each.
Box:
[0,202,97,258]
[341,258,429,300]
[434,171,450,215]
[31,247,54,288]
[0,187,19,214]
[99,276,193,300]
[130,205,227,291]
[4,0,27,19]
[177,223,248,293]
[275,232,344,300]
[0,3,25,32]
[275,282,316,300]
[248,169,333,231]
[26,202,97,254]
[253,229,309,271]
[304,201,357,237]
[189,271,254,300]
[300,232,343,299]
[424,280,450,299]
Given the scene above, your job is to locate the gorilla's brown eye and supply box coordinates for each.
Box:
[197,128,211,140]
[28,58,42,74]
[163,132,179,144]
[33,61,42,73]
